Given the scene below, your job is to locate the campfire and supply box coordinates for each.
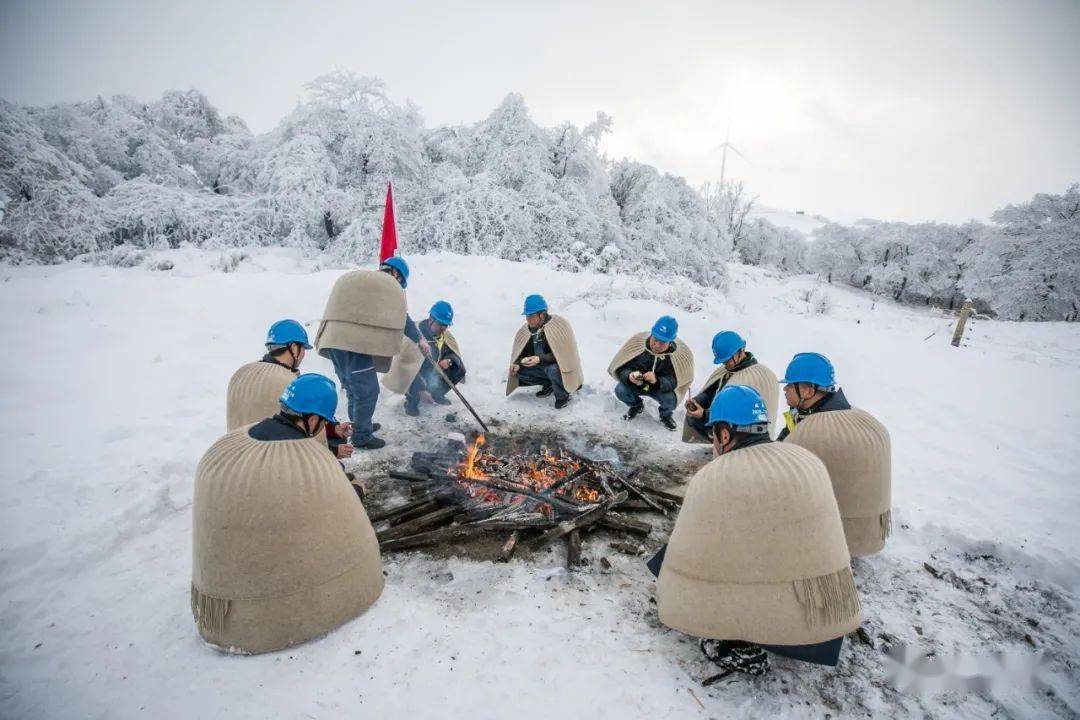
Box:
[456,435,603,513]
[370,434,684,565]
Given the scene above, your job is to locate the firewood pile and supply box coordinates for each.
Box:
[371,434,683,566]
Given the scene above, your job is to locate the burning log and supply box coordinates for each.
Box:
[525,492,628,551]
[377,435,658,559]
[458,474,583,515]
[540,465,592,499]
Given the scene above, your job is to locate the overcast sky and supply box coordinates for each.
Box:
[2,0,1077,223]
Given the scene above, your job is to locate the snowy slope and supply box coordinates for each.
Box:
[1,250,1078,719]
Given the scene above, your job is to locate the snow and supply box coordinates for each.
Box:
[748,206,829,237]
[1,250,1079,719]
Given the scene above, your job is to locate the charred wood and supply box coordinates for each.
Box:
[525,492,627,550]
[498,531,520,562]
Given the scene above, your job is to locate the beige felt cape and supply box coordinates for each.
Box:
[681,362,780,443]
[315,270,407,373]
[607,332,695,402]
[225,361,296,431]
[382,331,463,395]
[785,408,892,557]
[658,442,861,645]
[505,315,584,395]
[191,429,384,654]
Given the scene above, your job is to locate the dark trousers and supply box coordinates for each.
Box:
[405,361,464,408]
[516,363,568,401]
[327,349,379,444]
[615,381,677,418]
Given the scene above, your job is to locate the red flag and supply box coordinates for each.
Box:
[379,182,398,262]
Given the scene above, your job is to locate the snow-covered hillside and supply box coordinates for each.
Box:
[748,206,829,237]
[1,250,1078,719]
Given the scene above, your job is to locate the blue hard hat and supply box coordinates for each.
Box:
[650,316,678,344]
[429,300,454,326]
[380,256,410,288]
[279,373,338,422]
[707,384,770,429]
[266,319,312,349]
[522,294,548,315]
[780,352,836,389]
[711,330,745,364]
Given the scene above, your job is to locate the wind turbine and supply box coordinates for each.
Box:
[717,121,745,188]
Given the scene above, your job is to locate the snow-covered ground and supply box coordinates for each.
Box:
[1,249,1078,719]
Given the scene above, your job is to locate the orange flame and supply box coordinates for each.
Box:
[463,434,487,480]
[452,438,601,511]
[573,486,601,503]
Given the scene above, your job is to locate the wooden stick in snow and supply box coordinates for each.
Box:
[566,530,583,568]
[498,531,520,562]
[951,299,974,347]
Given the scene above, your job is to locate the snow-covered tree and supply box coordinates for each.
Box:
[701,180,753,256]
[0,100,103,261]
[611,161,728,288]
[737,218,807,273]
[959,185,1080,320]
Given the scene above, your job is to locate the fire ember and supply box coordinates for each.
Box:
[457,435,602,514]
[371,434,685,565]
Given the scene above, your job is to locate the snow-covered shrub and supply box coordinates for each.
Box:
[78,246,149,268]
[566,277,713,314]
[807,287,832,315]
[99,179,270,250]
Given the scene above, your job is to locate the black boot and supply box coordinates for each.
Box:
[347,422,380,437]
[623,404,643,421]
[660,414,677,431]
[404,399,420,417]
[536,385,554,398]
[554,396,571,410]
[700,639,770,677]
[354,436,387,450]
